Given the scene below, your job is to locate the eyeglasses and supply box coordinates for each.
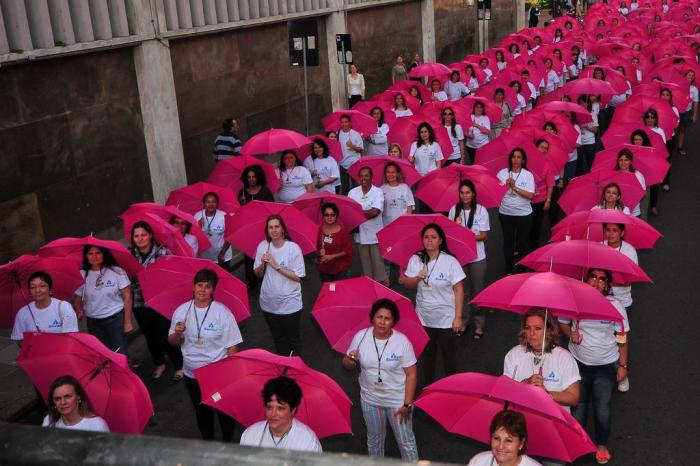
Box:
[323,213,337,217]
[588,274,609,283]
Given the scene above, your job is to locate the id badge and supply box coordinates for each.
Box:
[421,281,432,291]
[323,235,333,244]
[193,338,205,347]
[374,381,386,390]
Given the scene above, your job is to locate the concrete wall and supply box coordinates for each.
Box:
[434,0,477,64]
[0,48,152,262]
[489,0,516,48]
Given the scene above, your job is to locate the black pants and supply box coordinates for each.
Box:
[349,94,362,107]
[244,256,258,287]
[422,327,457,385]
[319,271,349,282]
[184,376,236,441]
[499,213,533,274]
[465,147,477,164]
[548,183,564,226]
[134,307,183,369]
[263,310,302,356]
[664,135,675,186]
[530,202,546,250]
[578,144,596,175]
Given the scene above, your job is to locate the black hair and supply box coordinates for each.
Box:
[369,107,386,128]
[278,150,302,170]
[369,298,400,324]
[508,148,528,171]
[241,164,268,188]
[202,191,220,204]
[193,268,218,289]
[453,179,478,229]
[630,129,651,147]
[262,376,303,410]
[264,214,293,242]
[222,118,234,132]
[321,202,339,216]
[416,122,437,145]
[417,223,452,262]
[81,245,118,272]
[311,138,330,159]
[27,271,53,290]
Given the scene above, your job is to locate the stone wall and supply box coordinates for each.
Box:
[0,48,151,262]
[490,0,516,48]
[435,0,477,64]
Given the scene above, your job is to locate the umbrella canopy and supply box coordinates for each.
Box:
[120,211,195,258]
[347,155,422,188]
[590,144,671,186]
[414,164,507,211]
[414,372,596,462]
[122,202,211,252]
[0,255,84,329]
[408,62,452,78]
[18,332,153,434]
[137,256,250,323]
[536,101,595,125]
[207,155,281,195]
[388,80,432,103]
[557,169,646,216]
[166,181,240,215]
[386,116,454,160]
[193,349,352,439]
[294,134,343,163]
[601,123,669,157]
[291,192,366,231]
[322,110,378,137]
[241,129,312,157]
[561,77,618,96]
[312,277,429,357]
[611,94,680,140]
[38,236,143,278]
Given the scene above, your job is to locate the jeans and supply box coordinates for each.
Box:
[465,259,487,330]
[87,310,127,354]
[360,399,419,461]
[133,307,183,369]
[263,310,302,356]
[499,213,533,274]
[184,376,236,441]
[422,327,457,385]
[573,360,617,445]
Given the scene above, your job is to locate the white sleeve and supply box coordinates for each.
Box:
[434,142,444,161]
[330,159,340,179]
[409,142,418,157]
[253,241,267,268]
[404,185,416,207]
[558,350,582,389]
[352,132,364,147]
[523,171,536,193]
[300,167,313,184]
[478,205,490,231]
[401,335,417,367]
[404,255,423,278]
[373,188,384,212]
[220,308,244,347]
[303,157,314,172]
[60,301,79,333]
[503,348,518,380]
[450,256,467,285]
[10,308,28,340]
[114,267,131,290]
[348,329,365,354]
[289,243,306,278]
[455,124,465,141]
[169,304,187,335]
[481,116,491,131]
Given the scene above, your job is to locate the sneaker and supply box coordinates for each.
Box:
[618,377,629,392]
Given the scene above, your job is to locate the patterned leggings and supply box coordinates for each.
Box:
[360,399,419,461]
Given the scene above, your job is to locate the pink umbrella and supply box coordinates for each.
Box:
[536,101,594,125]
[503,126,570,172]
[322,109,378,137]
[414,164,507,211]
[511,113,579,151]
[136,255,250,322]
[635,82,691,114]
[386,116,453,160]
[601,123,669,157]
[122,202,211,252]
[38,236,143,278]
[561,77,618,97]
[347,156,422,188]
[293,134,343,163]
[377,214,477,267]
[224,201,317,258]
[550,209,663,249]
[578,66,629,94]
[591,144,671,185]
[241,129,312,157]
[166,181,240,215]
[475,83,521,113]
[193,349,352,439]
[611,94,680,139]
[557,169,646,216]
[454,96,504,126]
[471,271,624,323]
[120,212,195,258]
[207,155,281,195]
[292,192,366,231]
[351,100,398,127]
[518,239,651,284]
[18,332,153,434]
[388,80,432,103]
[414,373,596,462]
[408,62,452,78]
[312,277,429,356]
[0,255,85,329]
[375,90,422,115]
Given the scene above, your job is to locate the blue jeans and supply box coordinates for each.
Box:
[86,310,127,354]
[573,360,617,445]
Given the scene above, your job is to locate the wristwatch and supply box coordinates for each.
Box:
[403,403,413,410]
[275,266,282,271]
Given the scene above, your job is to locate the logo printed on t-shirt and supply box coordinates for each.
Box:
[204,322,218,332]
[386,352,400,362]
[544,370,560,383]
[48,319,62,329]
[104,279,115,287]
[435,272,447,281]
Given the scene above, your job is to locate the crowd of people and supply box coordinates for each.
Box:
[8,1,698,464]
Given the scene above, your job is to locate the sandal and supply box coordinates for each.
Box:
[678,147,687,155]
[172,372,184,382]
[151,365,166,380]
[595,449,611,464]
[473,329,484,340]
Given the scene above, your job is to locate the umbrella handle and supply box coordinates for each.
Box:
[89,360,110,381]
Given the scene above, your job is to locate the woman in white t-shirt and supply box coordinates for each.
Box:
[591,183,631,215]
[677,69,699,156]
[347,63,365,107]
[491,88,512,138]
[444,70,471,101]
[613,149,645,217]
[73,246,132,354]
[254,215,306,356]
[168,268,243,441]
[464,65,480,93]
[409,122,444,176]
[393,92,413,118]
[465,102,491,164]
[170,215,199,256]
[276,150,313,203]
[381,162,415,281]
[448,180,489,339]
[467,410,542,466]
[442,106,465,166]
[509,80,527,116]
[42,375,109,432]
[430,78,448,102]
[194,192,232,267]
[401,223,465,384]
[576,94,598,173]
[303,138,340,194]
[558,268,629,465]
[342,299,418,461]
[365,106,390,155]
[497,148,536,274]
[543,58,561,94]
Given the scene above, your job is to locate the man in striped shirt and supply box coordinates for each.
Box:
[213,118,242,161]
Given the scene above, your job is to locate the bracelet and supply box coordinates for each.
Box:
[619,363,628,369]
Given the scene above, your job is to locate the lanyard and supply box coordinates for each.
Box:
[423,251,441,285]
[192,300,213,342]
[282,168,294,184]
[372,334,391,383]
[258,421,292,448]
[202,210,216,233]
[26,302,41,332]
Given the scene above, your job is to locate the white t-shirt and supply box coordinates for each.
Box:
[448,204,490,262]
[254,240,305,315]
[75,267,130,319]
[560,296,629,366]
[604,240,637,308]
[393,108,414,118]
[366,123,390,155]
[275,166,313,203]
[348,328,417,408]
[568,124,582,162]
[686,85,699,112]
[649,126,666,143]
[444,124,465,160]
[240,418,322,452]
[405,253,466,328]
[409,142,444,176]
[184,233,199,256]
[590,204,631,215]
[629,170,645,217]
[444,80,470,100]
[468,452,542,466]
[466,115,491,149]
[503,345,581,412]
[42,415,110,432]
[303,156,340,193]
[432,91,448,101]
[580,111,598,146]
[497,169,535,216]
[168,300,243,378]
[338,129,363,169]
[544,69,560,93]
[348,185,384,244]
[11,298,79,340]
[381,183,415,225]
[194,209,232,263]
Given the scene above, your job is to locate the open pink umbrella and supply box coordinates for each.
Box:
[512,113,579,151]
[241,129,312,157]
[224,201,317,258]
[503,126,570,171]
[377,214,477,267]
[292,192,365,231]
[578,66,629,94]
[193,349,352,439]
[375,90,422,115]
[471,271,624,323]
[454,96,504,126]
[0,255,85,329]
[536,101,594,125]
[634,81,691,112]
[312,277,429,356]
[519,239,651,284]
[414,373,596,462]
[601,123,669,157]
[557,169,646,216]
[137,255,249,322]
[611,94,680,139]
[351,100,398,127]
[414,164,507,211]
[322,109,378,137]
[38,236,143,278]
[590,144,671,186]
[166,181,240,215]
[408,62,452,78]
[347,155,422,188]
[18,332,153,434]
[561,77,618,97]
[475,83,521,113]
[550,209,662,249]
[388,80,432,103]
[386,116,453,159]
[122,202,211,252]
[293,134,343,163]
[120,212,194,258]
[207,155,280,195]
